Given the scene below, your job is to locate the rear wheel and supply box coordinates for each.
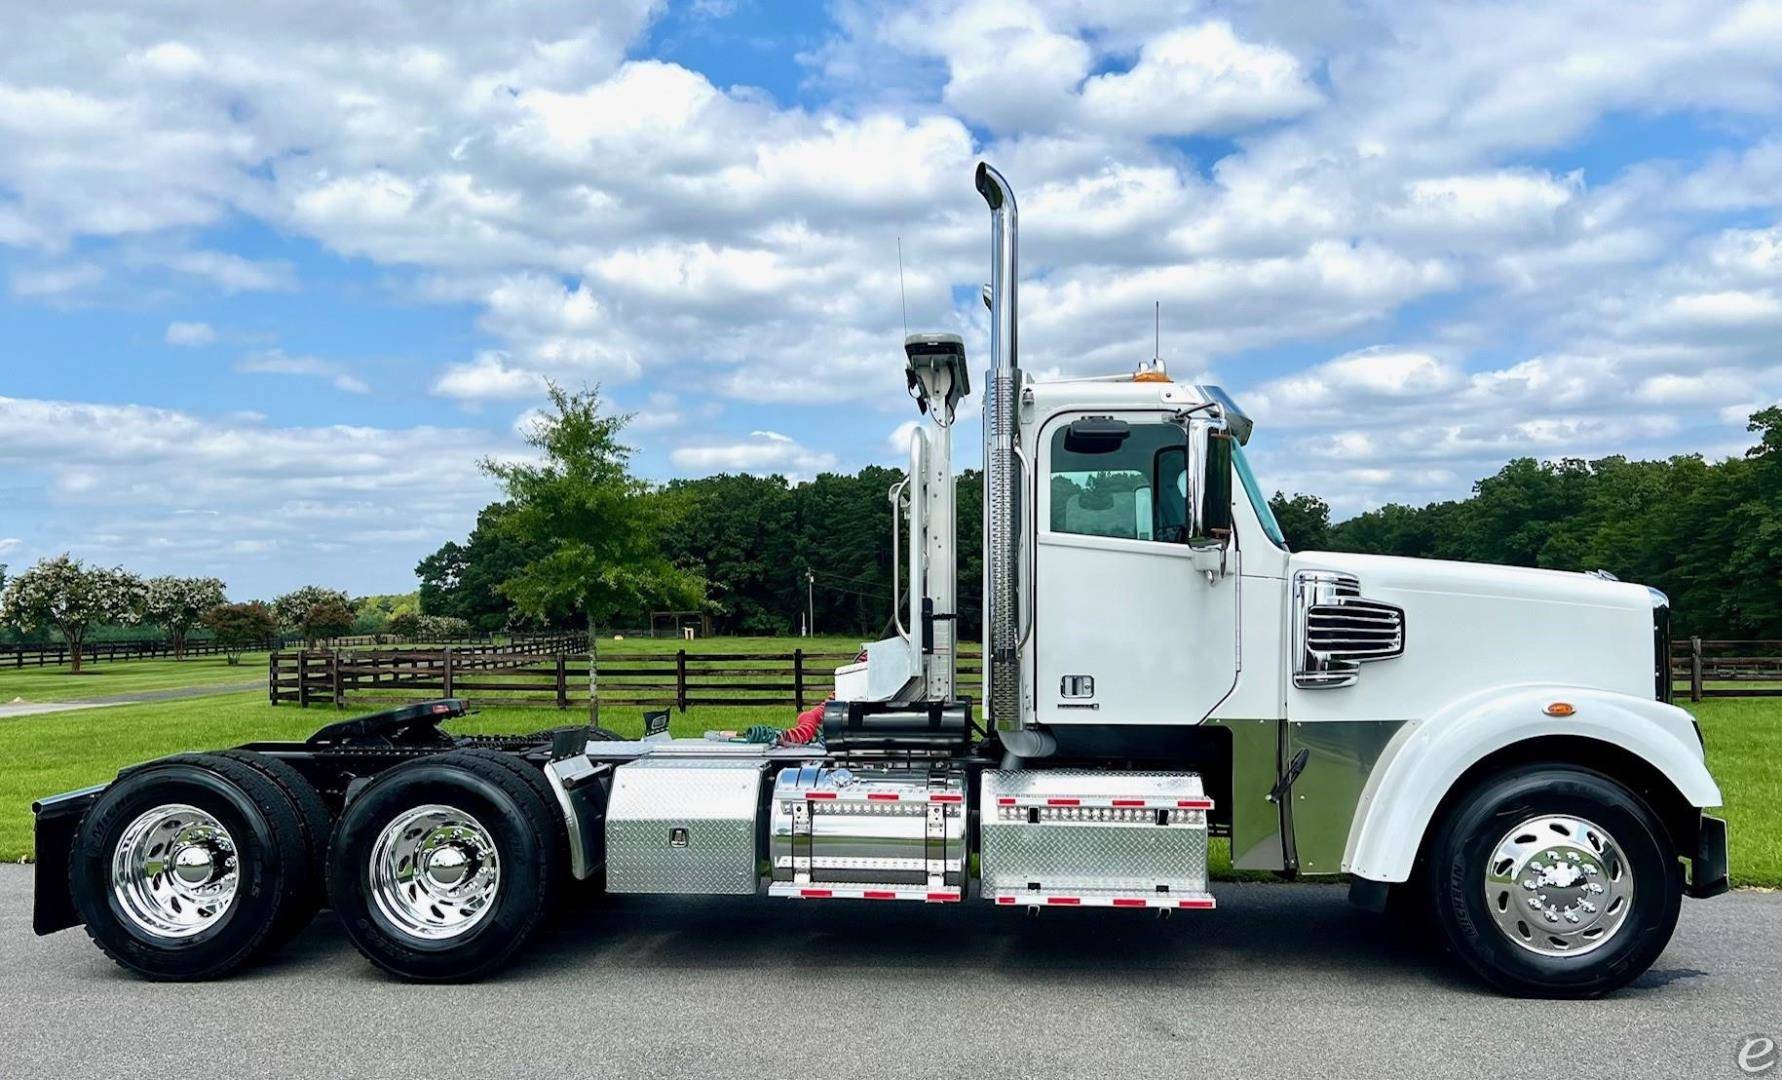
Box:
[1425,765,1682,997]
[216,750,333,944]
[327,750,562,981]
[69,754,309,980]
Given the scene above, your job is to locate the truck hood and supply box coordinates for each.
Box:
[1286,551,1660,719]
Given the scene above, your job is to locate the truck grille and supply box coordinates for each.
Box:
[1295,571,1406,688]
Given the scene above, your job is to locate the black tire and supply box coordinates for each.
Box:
[1425,765,1682,998]
[327,750,561,981]
[216,750,333,943]
[69,753,309,980]
[455,748,568,874]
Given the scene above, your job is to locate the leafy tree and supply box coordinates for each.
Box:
[143,576,227,659]
[390,612,472,642]
[299,599,356,644]
[201,601,277,664]
[352,591,419,635]
[0,555,145,673]
[416,502,550,631]
[483,384,705,723]
[272,586,354,641]
[1268,492,1332,551]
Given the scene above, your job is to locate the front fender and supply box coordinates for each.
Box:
[1342,685,1720,882]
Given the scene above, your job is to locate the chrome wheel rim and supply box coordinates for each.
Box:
[368,804,501,941]
[111,803,239,939]
[1484,814,1633,957]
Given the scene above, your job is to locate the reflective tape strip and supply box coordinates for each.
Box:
[1045,798,1080,807]
[805,792,837,800]
[1046,896,1081,905]
[800,888,833,898]
[1176,798,1213,809]
[1111,799,1146,808]
[866,793,900,802]
[863,890,897,900]
[930,793,963,803]
[1177,898,1216,909]
[1111,898,1147,908]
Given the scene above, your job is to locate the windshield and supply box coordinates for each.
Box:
[1233,444,1288,550]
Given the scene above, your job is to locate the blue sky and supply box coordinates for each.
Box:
[3,0,1781,599]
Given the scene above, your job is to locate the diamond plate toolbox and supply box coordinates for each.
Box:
[979,770,1212,898]
[605,758,767,895]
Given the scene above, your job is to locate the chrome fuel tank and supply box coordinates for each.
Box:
[768,766,966,895]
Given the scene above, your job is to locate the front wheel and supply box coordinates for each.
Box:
[1425,765,1682,998]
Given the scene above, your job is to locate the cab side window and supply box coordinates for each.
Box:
[1049,421,1189,542]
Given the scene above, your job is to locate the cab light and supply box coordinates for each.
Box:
[1544,702,1576,717]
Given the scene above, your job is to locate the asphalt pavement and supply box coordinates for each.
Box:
[4,865,1778,1079]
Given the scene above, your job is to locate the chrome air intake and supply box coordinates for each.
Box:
[975,162,1022,732]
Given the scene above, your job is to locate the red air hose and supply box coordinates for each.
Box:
[783,699,828,745]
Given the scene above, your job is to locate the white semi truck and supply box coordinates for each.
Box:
[33,163,1728,997]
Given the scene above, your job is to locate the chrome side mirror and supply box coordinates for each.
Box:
[1192,425,1234,547]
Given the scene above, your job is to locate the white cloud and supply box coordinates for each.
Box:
[165,321,217,346]
[236,349,370,394]
[9,263,103,298]
[0,537,24,557]
[0,395,505,596]
[4,0,1782,525]
[887,419,921,456]
[1080,22,1320,136]
[431,352,547,402]
[669,430,838,476]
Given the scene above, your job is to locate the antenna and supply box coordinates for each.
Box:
[897,236,910,339]
[1154,300,1160,361]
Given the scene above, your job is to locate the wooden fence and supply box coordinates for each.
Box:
[1,629,585,670]
[271,640,982,711]
[1,637,281,668]
[1671,638,1782,701]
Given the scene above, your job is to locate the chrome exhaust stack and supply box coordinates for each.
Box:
[975,162,1025,736]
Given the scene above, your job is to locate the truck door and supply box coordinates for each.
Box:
[1033,412,1240,726]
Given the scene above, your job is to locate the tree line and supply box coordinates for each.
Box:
[0,564,475,672]
[1266,407,1782,638]
[421,404,1781,643]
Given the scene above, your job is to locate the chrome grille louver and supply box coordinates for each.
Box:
[1294,571,1406,689]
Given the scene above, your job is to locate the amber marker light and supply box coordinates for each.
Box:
[1544,702,1576,717]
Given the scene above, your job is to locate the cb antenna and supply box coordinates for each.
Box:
[897,236,909,338]
[1154,299,1160,361]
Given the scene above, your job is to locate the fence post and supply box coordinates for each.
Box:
[443,646,455,699]
[297,653,310,709]
[1690,636,1704,703]
[331,651,345,708]
[269,652,279,706]
[676,649,688,712]
[555,653,568,710]
[794,648,805,712]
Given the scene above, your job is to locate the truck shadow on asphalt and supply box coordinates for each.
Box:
[267,883,1494,995]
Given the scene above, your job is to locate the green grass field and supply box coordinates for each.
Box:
[2,651,1774,887]
[0,653,272,702]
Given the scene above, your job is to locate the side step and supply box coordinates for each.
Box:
[988,889,1215,910]
[980,770,1214,909]
[768,883,962,903]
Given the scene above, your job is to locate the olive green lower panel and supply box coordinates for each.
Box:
[1203,717,1284,871]
[1286,719,1408,876]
